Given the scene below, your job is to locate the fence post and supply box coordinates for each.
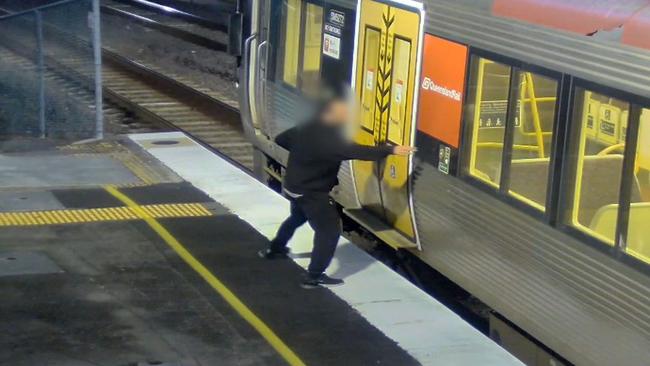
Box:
[35,10,45,138]
[91,0,103,139]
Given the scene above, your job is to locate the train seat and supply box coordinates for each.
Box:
[588,204,618,243]
[509,158,550,205]
[590,203,650,261]
[508,155,642,227]
[577,155,641,226]
[626,202,650,262]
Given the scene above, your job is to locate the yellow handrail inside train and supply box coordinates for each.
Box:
[598,143,625,156]
[476,142,540,151]
[524,72,546,158]
[597,143,641,173]
[515,75,556,151]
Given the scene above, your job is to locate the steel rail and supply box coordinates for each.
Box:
[101,4,227,52]
[111,0,228,31]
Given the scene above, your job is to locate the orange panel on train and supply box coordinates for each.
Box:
[416,34,468,148]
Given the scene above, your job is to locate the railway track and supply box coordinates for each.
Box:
[104,0,229,38]
[0,46,150,135]
[0,1,254,170]
[98,58,254,169]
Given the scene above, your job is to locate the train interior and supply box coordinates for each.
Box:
[466,57,558,210]
[571,97,650,262]
[464,56,650,263]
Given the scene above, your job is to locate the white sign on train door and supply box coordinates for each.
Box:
[323,33,341,59]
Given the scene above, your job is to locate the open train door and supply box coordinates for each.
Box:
[240,0,272,139]
[348,0,424,249]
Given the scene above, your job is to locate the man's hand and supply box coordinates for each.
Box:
[392,145,417,156]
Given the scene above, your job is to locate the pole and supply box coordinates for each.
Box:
[91,0,103,139]
[35,10,45,138]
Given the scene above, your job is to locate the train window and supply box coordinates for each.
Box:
[626,108,650,263]
[387,37,412,145]
[280,0,302,87]
[360,27,380,131]
[565,88,630,245]
[507,72,559,211]
[301,3,324,94]
[465,56,512,188]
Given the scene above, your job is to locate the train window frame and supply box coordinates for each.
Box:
[455,50,650,273]
[556,77,650,268]
[386,34,413,146]
[459,48,564,222]
[299,2,325,94]
[278,0,303,88]
[276,0,325,93]
[625,107,650,264]
[359,25,382,135]
[463,56,512,189]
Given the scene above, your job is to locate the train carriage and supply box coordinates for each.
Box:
[237,0,650,364]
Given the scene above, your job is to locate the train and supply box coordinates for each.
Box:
[231,0,650,364]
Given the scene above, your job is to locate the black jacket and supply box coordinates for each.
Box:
[276,120,393,194]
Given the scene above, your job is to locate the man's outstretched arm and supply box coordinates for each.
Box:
[336,143,416,161]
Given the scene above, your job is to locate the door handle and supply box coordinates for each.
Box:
[256,40,268,73]
[255,40,269,124]
[238,33,257,137]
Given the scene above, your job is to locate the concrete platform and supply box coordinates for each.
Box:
[0,132,522,366]
[0,182,422,365]
[129,132,523,366]
[0,138,181,190]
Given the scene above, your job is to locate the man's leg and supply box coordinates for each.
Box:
[300,194,343,286]
[268,199,307,253]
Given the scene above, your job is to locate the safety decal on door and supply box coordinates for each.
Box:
[394,80,403,104]
[438,145,451,174]
[366,69,375,90]
[323,33,341,59]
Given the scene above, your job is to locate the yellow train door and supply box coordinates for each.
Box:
[351,0,423,245]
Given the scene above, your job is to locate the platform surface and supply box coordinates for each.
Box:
[128,132,524,366]
[0,133,522,365]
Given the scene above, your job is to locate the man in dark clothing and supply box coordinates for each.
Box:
[259,96,415,289]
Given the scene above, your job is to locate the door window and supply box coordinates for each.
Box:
[278,0,324,92]
[301,3,324,93]
[280,0,302,87]
[387,37,412,145]
[360,27,381,131]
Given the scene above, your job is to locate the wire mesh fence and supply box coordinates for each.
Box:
[0,0,102,141]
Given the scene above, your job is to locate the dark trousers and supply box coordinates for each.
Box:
[271,192,341,276]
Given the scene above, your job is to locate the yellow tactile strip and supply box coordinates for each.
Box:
[0,203,212,227]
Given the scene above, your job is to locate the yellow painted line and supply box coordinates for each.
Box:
[104,185,306,366]
[0,203,212,227]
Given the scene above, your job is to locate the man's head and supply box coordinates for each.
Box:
[318,96,351,127]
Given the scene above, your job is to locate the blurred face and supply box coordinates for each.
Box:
[321,99,350,126]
